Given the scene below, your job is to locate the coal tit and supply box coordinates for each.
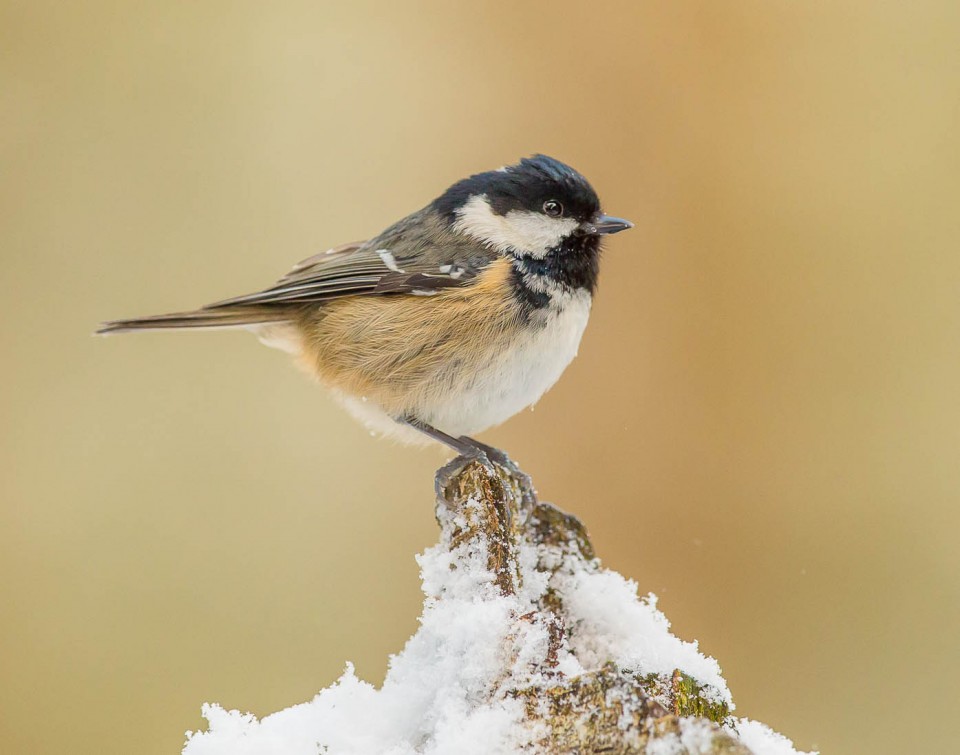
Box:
[99,155,633,459]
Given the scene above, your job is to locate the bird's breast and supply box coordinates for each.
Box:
[291,257,593,440]
[419,288,592,437]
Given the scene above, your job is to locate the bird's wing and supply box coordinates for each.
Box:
[205,217,492,310]
[96,213,496,334]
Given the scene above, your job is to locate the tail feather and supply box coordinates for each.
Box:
[96,307,292,335]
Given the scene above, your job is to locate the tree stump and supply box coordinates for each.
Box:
[183,457,810,755]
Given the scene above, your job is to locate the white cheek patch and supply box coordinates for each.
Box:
[453,194,579,257]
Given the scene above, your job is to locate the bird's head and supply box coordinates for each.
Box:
[434,154,632,260]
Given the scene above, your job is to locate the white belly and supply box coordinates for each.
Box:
[334,292,592,444]
[258,292,593,445]
[428,292,591,436]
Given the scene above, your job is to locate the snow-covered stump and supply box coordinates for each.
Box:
[183,458,811,755]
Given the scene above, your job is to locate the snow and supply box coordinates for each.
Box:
[644,718,718,754]
[735,719,814,755]
[182,491,814,754]
[559,570,729,704]
[640,718,814,755]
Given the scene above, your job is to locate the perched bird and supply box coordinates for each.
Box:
[98,155,632,462]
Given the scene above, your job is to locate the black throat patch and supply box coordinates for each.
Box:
[510,233,601,311]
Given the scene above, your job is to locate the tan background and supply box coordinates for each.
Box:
[3,2,958,753]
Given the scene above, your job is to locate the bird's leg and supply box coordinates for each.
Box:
[399,418,497,498]
[401,417,487,456]
[457,436,513,468]
[458,435,536,505]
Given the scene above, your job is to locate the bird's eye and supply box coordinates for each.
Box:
[543,200,563,218]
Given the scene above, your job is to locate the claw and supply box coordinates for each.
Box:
[434,448,496,503]
[458,438,537,506]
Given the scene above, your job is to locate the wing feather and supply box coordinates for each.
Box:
[99,208,500,335]
[204,217,490,310]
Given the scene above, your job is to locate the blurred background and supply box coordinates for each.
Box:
[2,1,958,753]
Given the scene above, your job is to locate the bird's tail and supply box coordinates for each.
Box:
[96,306,293,335]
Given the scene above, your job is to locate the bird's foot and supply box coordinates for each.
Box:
[434,446,497,502]
[402,418,535,508]
[458,437,537,507]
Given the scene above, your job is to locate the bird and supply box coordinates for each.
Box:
[98,154,632,466]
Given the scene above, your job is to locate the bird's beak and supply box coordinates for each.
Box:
[580,214,634,236]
